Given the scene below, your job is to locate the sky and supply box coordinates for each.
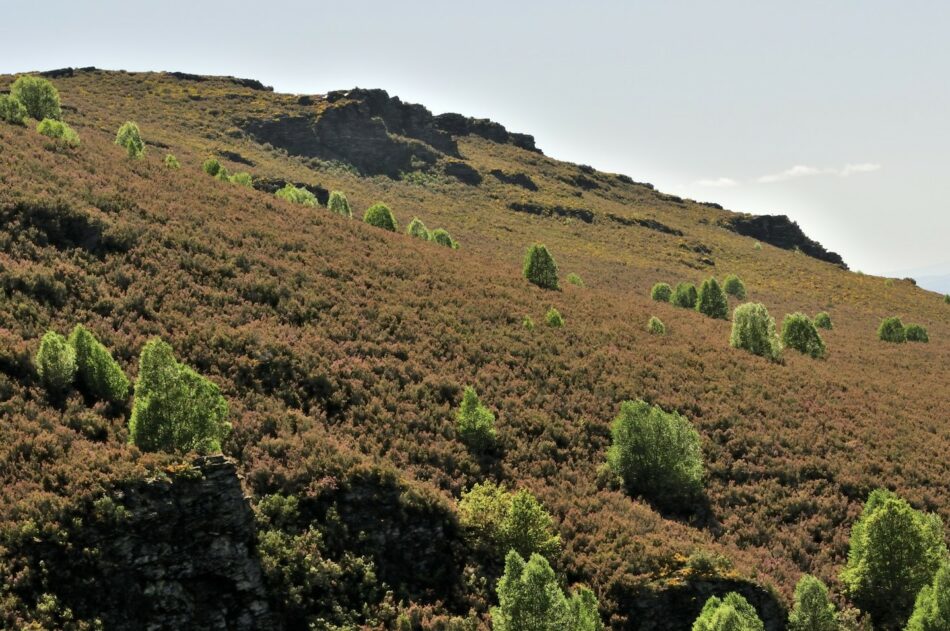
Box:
[2,0,949,285]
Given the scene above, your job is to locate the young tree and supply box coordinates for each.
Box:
[905,324,930,343]
[696,277,729,319]
[34,331,77,394]
[878,316,906,343]
[406,217,431,240]
[430,228,458,249]
[788,575,837,631]
[202,157,222,176]
[114,121,145,159]
[672,282,698,309]
[10,75,61,120]
[648,316,666,335]
[651,282,673,302]
[730,303,782,362]
[566,273,584,287]
[840,489,948,630]
[128,338,230,454]
[722,274,747,300]
[781,313,826,359]
[327,191,352,217]
[455,386,496,450]
[606,399,703,510]
[276,184,318,207]
[163,153,181,169]
[545,308,564,327]
[0,94,28,125]
[692,592,764,631]
[458,482,560,561]
[523,244,559,290]
[68,324,129,403]
[906,563,950,631]
[813,312,833,330]
[363,202,397,231]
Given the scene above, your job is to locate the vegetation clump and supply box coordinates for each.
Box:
[606,399,703,510]
[363,202,398,231]
[781,313,826,359]
[430,228,458,249]
[692,592,764,631]
[906,562,950,631]
[0,94,28,125]
[523,244,559,290]
[114,121,145,159]
[813,312,833,330]
[276,184,318,207]
[787,575,837,631]
[455,386,495,450]
[730,303,782,361]
[34,331,77,394]
[229,172,253,187]
[696,277,729,319]
[567,273,584,287]
[36,118,80,147]
[648,316,666,335]
[722,274,747,299]
[905,323,930,343]
[878,316,906,343]
[651,282,673,302]
[545,307,564,327]
[672,282,698,309]
[163,153,180,169]
[458,482,560,561]
[406,217,430,240]
[128,338,230,454]
[10,75,62,120]
[202,157,222,176]
[327,191,352,217]
[68,324,129,403]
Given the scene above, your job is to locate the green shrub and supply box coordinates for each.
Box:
[696,277,729,319]
[34,331,77,394]
[722,274,747,299]
[672,282,698,309]
[546,308,564,327]
[455,386,495,450]
[36,118,80,147]
[363,202,397,231]
[276,184,318,207]
[692,592,764,631]
[68,324,129,403]
[523,316,535,330]
[906,563,950,631]
[523,244,559,290]
[459,482,560,561]
[878,316,906,343]
[406,217,430,240]
[648,316,666,335]
[788,575,837,631]
[840,489,948,630]
[606,399,703,509]
[567,273,584,287]
[431,229,459,250]
[0,94,27,125]
[163,153,181,169]
[651,282,673,302]
[128,338,230,454]
[754,241,763,251]
[202,157,221,176]
[10,75,61,120]
[730,302,782,361]
[813,312,833,330]
[114,121,145,159]
[781,313,826,359]
[229,172,253,187]
[215,166,231,181]
[905,324,930,343]
[327,190,352,217]
[944,294,950,304]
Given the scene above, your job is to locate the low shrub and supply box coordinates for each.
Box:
[11,75,61,120]
[276,184,318,207]
[36,118,80,147]
[430,228,458,249]
[905,324,929,343]
[229,172,253,187]
[327,191,352,217]
[567,273,584,287]
[546,308,564,327]
[813,312,833,330]
[672,282,698,309]
[455,386,495,450]
[406,217,430,240]
[878,316,906,343]
[523,244,559,290]
[781,313,826,359]
[0,94,27,125]
[114,121,145,159]
[363,202,398,231]
[522,316,535,330]
[202,157,222,176]
[163,154,181,169]
[651,282,673,302]
[754,241,763,251]
[696,277,729,319]
[648,316,666,335]
[730,302,782,361]
[34,330,77,394]
[722,274,747,299]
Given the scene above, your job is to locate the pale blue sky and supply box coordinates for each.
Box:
[3,1,949,283]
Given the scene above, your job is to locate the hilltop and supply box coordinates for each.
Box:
[0,68,947,630]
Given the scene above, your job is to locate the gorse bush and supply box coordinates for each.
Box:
[607,399,703,510]
[696,277,729,319]
[692,592,764,631]
[545,308,564,327]
[906,562,950,631]
[651,282,673,302]
[523,244,559,290]
[730,303,782,362]
[34,331,77,394]
[722,274,747,299]
[68,324,129,404]
[327,191,352,217]
[878,316,906,343]
[406,217,430,240]
[672,282,698,309]
[840,489,948,630]
[202,157,222,176]
[567,273,584,287]
[648,316,665,335]
[455,386,495,450]
[10,75,61,120]
[229,172,253,187]
[430,228,458,249]
[114,121,145,159]
[905,324,929,343]
[0,94,28,125]
[363,202,397,231]
[36,118,80,147]
[163,153,180,169]
[458,482,560,561]
[813,312,832,330]
[781,313,826,359]
[276,184,317,207]
[128,338,230,454]
[787,575,837,631]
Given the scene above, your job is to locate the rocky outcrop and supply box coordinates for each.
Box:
[432,112,540,153]
[606,212,685,236]
[720,213,847,268]
[508,201,595,223]
[489,169,538,191]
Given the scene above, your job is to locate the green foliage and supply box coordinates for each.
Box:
[730,303,782,362]
[723,274,747,299]
[545,307,564,327]
[566,273,584,287]
[455,386,496,450]
[696,277,729,319]
[276,183,317,207]
[10,75,61,120]
[114,121,145,159]
[648,316,666,335]
[523,244,559,290]
[606,399,703,509]
[36,118,80,147]
[672,282,698,309]
[0,94,28,125]
[34,331,77,394]
[214,166,231,181]
[753,241,763,250]
[840,489,948,629]
[163,153,180,169]
[327,190,352,217]
[363,202,398,231]
[813,312,833,330]
[67,324,129,403]
[228,172,253,187]
[523,316,535,330]
[431,228,458,249]
[492,551,603,631]
[945,294,950,304]
[692,592,764,631]
[906,563,950,631]
[878,316,906,343]
[905,324,929,343]
[458,482,560,561]
[406,217,430,240]
[788,575,837,631]
[202,157,221,176]
[651,282,673,302]
[128,338,230,454]
[781,313,826,359]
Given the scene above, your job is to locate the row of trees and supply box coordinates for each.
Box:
[879,316,929,343]
[0,76,81,147]
[652,274,746,319]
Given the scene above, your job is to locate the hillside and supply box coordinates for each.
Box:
[0,68,947,630]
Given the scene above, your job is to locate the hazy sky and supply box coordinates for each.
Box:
[3,1,948,279]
